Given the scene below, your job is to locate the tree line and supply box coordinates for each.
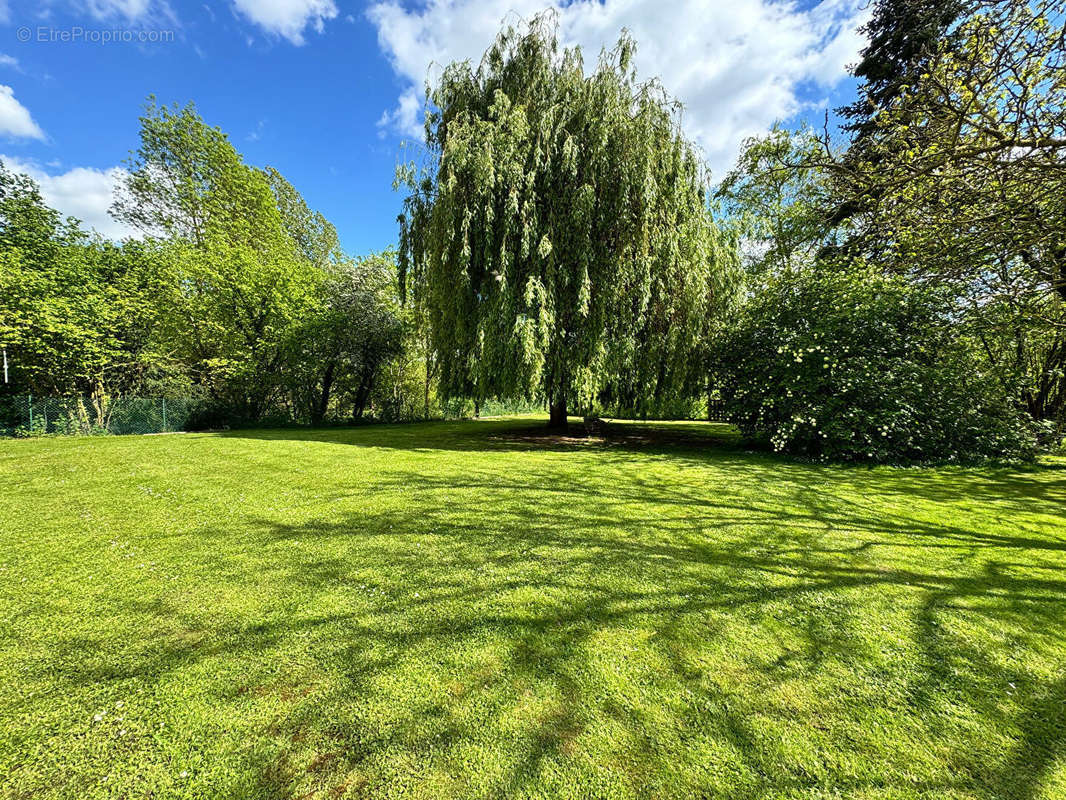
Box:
[2,0,1063,461]
[0,101,429,426]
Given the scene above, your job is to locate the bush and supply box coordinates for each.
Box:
[1035,419,1066,454]
[712,267,1036,463]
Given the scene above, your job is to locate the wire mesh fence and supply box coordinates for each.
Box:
[1,394,725,437]
[1,395,543,437]
[0,396,201,437]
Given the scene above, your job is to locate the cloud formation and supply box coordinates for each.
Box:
[1,155,138,240]
[75,0,337,45]
[0,85,45,140]
[81,0,175,25]
[367,0,868,176]
[230,0,338,45]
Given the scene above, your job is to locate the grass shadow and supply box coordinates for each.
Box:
[13,418,1066,799]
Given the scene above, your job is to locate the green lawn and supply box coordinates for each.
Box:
[1,418,1064,800]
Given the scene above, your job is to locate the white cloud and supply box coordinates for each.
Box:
[75,0,338,46]
[0,86,45,140]
[81,0,172,23]
[84,0,150,17]
[1,155,138,240]
[367,0,869,177]
[376,88,422,139]
[246,118,266,142]
[230,0,338,45]
[0,54,18,70]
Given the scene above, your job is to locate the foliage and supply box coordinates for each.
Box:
[837,0,969,149]
[956,265,1066,424]
[398,14,737,425]
[105,102,425,425]
[712,0,1066,436]
[263,166,343,272]
[2,420,1063,798]
[114,102,324,419]
[3,103,427,428]
[835,0,1066,289]
[283,251,405,424]
[113,99,278,247]
[715,125,834,278]
[713,267,1036,463]
[825,0,1066,422]
[0,163,175,397]
[823,0,970,230]
[442,395,543,419]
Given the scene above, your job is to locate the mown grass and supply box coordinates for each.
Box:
[0,417,1064,800]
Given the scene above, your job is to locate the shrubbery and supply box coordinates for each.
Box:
[713,267,1036,463]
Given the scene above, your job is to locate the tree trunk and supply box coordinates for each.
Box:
[548,397,568,431]
[311,362,335,426]
[423,360,431,419]
[352,360,378,421]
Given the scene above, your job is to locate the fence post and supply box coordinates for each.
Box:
[27,394,32,430]
[162,398,167,432]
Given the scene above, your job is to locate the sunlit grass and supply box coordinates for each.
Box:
[1,417,1064,799]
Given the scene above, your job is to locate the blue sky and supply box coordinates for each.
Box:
[0,0,868,255]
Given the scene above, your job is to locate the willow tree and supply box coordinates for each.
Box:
[398,15,736,428]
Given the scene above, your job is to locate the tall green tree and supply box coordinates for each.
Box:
[264,166,343,272]
[398,14,736,428]
[827,0,970,228]
[284,251,404,425]
[716,125,834,279]
[840,0,970,140]
[829,0,1066,421]
[113,101,320,419]
[0,162,170,398]
[840,0,1066,297]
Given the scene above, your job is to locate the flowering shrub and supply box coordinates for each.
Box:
[713,267,1036,463]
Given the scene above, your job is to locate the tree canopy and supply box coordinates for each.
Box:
[832,0,1066,422]
[398,14,737,427]
[3,8,1061,458]
[0,164,170,398]
[716,125,833,279]
[1,103,418,428]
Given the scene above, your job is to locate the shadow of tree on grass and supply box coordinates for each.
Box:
[33,422,1066,799]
